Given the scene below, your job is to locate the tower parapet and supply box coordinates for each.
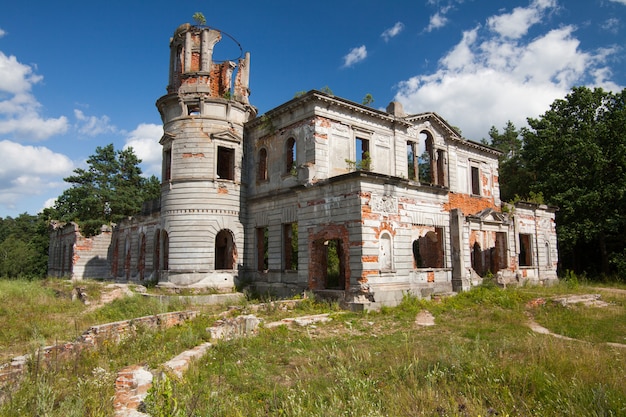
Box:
[166,23,250,104]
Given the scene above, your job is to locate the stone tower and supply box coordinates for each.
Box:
[155,23,256,288]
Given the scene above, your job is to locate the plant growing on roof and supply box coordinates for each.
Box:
[192,12,206,26]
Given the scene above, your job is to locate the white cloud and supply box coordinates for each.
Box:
[74,109,117,136]
[124,123,163,178]
[342,45,367,68]
[608,0,626,4]
[487,0,555,39]
[0,28,6,38]
[601,18,620,34]
[0,51,69,141]
[381,22,404,42]
[394,2,621,141]
[426,12,449,32]
[0,140,74,214]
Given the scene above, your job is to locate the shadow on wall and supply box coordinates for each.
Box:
[83,256,111,280]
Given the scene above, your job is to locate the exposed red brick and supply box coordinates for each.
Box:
[443,192,498,216]
[371,222,396,239]
[362,255,378,263]
[360,270,378,282]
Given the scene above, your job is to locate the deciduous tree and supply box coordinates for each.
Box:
[521,86,626,276]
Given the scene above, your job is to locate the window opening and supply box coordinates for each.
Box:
[413,227,444,268]
[356,137,370,171]
[217,147,235,180]
[163,149,172,181]
[285,138,296,175]
[471,241,483,274]
[407,141,418,180]
[420,131,434,183]
[187,103,200,116]
[258,148,268,181]
[256,227,268,271]
[471,166,481,195]
[519,233,533,266]
[436,149,447,186]
[162,231,169,271]
[283,223,298,270]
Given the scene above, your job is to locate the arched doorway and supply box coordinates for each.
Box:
[215,229,236,270]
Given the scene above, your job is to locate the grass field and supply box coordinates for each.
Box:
[0,279,624,416]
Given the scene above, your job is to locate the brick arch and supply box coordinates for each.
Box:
[307,224,351,291]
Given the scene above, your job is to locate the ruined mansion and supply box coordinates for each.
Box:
[48,23,558,308]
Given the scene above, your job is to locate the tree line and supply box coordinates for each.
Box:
[0,144,160,279]
[1,86,624,279]
[487,86,626,278]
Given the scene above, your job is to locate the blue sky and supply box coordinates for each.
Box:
[0,0,624,217]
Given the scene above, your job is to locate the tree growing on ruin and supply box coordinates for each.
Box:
[49,144,161,237]
[519,86,626,276]
[192,12,206,26]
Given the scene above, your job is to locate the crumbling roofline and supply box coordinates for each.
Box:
[246,90,413,129]
[514,201,559,212]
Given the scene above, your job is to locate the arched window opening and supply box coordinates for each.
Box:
[419,131,434,183]
[379,233,393,271]
[215,229,236,270]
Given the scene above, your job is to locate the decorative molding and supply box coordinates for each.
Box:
[371,195,398,214]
